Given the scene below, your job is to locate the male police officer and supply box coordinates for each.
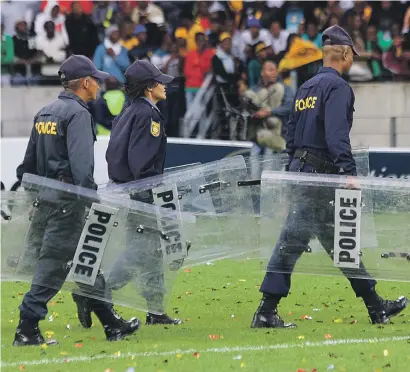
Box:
[75,60,182,328]
[251,26,408,329]
[14,55,141,346]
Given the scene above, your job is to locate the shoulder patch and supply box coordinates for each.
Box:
[150,120,160,137]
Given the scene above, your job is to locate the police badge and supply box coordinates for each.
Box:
[151,120,160,137]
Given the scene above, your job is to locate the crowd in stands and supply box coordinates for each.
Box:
[1,0,410,139]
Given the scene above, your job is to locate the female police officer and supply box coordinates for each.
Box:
[251,26,407,329]
[73,60,182,327]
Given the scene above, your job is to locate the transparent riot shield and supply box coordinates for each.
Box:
[102,156,257,266]
[1,174,194,313]
[239,148,376,253]
[260,170,410,282]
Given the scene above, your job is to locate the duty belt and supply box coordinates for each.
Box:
[293,149,338,174]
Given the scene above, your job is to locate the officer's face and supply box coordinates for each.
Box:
[151,82,166,102]
[342,47,354,73]
[85,76,100,101]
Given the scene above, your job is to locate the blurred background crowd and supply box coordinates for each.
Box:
[1,0,410,142]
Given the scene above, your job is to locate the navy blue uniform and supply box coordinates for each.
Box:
[104,59,174,315]
[259,67,376,299]
[286,67,356,175]
[17,91,97,189]
[16,55,111,323]
[106,97,166,183]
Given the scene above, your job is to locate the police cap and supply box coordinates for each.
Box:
[322,25,359,56]
[125,60,174,84]
[58,54,110,82]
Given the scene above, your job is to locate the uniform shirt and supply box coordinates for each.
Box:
[106,97,166,182]
[16,91,97,189]
[286,67,357,176]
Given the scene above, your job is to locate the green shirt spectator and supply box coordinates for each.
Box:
[1,24,14,75]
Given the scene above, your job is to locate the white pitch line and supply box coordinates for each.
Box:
[1,336,409,368]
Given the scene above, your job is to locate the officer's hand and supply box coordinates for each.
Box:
[254,109,271,119]
[345,176,360,190]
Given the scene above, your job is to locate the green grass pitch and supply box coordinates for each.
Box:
[1,258,410,372]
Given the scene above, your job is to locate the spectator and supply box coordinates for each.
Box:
[174,27,188,57]
[207,11,224,49]
[115,1,133,26]
[270,20,289,55]
[312,1,344,30]
[89,77,126,135]
[212,32,241,139]
[248,42,270,88]
[1,23,14,84]
[180,11,205,51]
[195,1,211,33]
[371,1,399,34]
[161,42,185,137]
[131,0,165,26]
[120,20,139,51]
[92,1,118,42]
[383,35,410,81]
[403,6,410,35]
[342,0,373,27]
[12,20,42,81]
[36,21,67,63]
[1,1,36,36]
[364,24,385,81]
[151,32,173,70]
[34,4,69,45]
[329,14,341,27]
[302,22,322,48]
[93,25,130,84]
[241,17,272,48]
[378,22,400,53]
[128,24,152,62]
[184,32,215,106]
[242,59,286,152]
[348,15,373,81]
[225,18,246,62]
[65,1,99,58]
[40,0,95,15]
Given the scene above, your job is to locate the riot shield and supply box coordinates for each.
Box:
[239,148,376,252]
[260,170,410,282]
[1,174,194,313]
[102,156,257,266]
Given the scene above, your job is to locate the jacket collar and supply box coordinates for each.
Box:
[318,66,341,76]
[58,90,90,110]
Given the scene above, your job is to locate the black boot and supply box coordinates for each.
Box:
[366,295,408,324]
[13,317,57,346]
[251,308,296,329]
[72,293,92,328]
[93,303,141,341]
[146,313,183,325]
[251,296,296,329]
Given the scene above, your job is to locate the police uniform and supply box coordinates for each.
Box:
[251,26,407,329]
[14,55,140,346]
[104,60,182,325]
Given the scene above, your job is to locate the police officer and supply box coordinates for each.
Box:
[251,26,408,329]
[13,55,141,346]
[75,59,182,328]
